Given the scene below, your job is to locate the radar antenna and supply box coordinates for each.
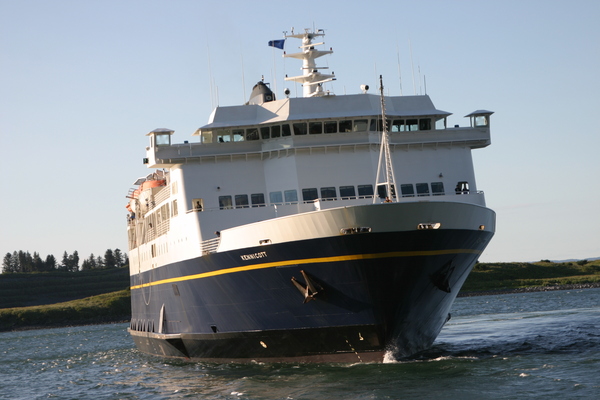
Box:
[374,75,398,203]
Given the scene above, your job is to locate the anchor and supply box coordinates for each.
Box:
[291,270,321,303]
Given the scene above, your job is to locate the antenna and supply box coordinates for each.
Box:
[207,44,215,109]
[396,43,403,96]
[241,54,246,102]
[409,38,416,95]
[374,75,398,203]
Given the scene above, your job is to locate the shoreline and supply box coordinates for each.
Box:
[458,282,600,297]
[2,284,599,333]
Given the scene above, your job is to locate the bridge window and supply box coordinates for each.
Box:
[324,121,337,133]
[260,127,270,139]
[339,185,356,199]
[401,184,415,197]
[284,189,298,203]
[269,191,283,204]
[339,120,352,132]
[353,119,369,132]
[247,128,259,141]
[416,183,430,196]
[391,120,405,132]
[302,188,318,201]
[435,117,446,130]
[271,125,281,138]
[475,115,489,127]
[219,196,233,209]
[235,194,249,208]
[358,184,374,197]
[216,129,231,143]
[251,193,265,207]
[282,124,292,136]
[431,182,445,195]
[419,118,431,131]
[232,129,245,141]
[309,122,322,134]
[406,119,419,131]
[321,187,337,200]
[293,122,307,135]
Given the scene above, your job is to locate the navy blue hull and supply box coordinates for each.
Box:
[129,229,492,362]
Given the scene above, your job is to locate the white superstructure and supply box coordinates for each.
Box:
[126,29,493,277]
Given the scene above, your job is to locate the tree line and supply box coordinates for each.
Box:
[2,249,128,274]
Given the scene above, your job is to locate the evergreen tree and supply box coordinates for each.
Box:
[2,253,16,273]
[45,254,57,271]
[32,252,44,272]
[104,249,116,269]
[71,251,80,272]
[95,256,104,269]
[61,251,70,271]
[114,248,123,267]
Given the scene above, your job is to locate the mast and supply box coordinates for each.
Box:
[284,28,335,97]
[374,75,398,203]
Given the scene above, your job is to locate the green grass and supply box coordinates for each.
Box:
[1,259,598,331]
[0,267,130,308]
[0,289,131,331]
[462,259,600,292]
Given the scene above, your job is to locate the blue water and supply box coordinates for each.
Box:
[1,289,599,399]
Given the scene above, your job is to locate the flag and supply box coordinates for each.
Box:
[268,39,285,50]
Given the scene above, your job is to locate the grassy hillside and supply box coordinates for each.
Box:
[1,260,599,332]
[0,290,130,331]
[462,259,600,292]
[0,267,130,308]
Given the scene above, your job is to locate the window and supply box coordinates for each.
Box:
[282,124,292,136]
[377,184,395,199]
[419,119,431,131]
[219,196,233,209]
[309,122,322,134]
[235,194,249,208]
[269,191,283,204]
[416,183,430,196]
[216,129,231,143]
[391,120,405,132]
[271,125,281,138]
[192,198,204,212]
[435,117,446,130]
[431,182,445,196]
[293,122,307,135]
[370,118,390,132]
[339,120,352,132]
[172,199,178,216]
[475,116,488,127]
[246,128,259,141]
[284,189,298,203]
[321,187,337,200]
[260,127,270,139]
[232,129,245,141]
[155,134,171,146]
[339,185,356,199]
[302,188,318,202]
[201,130,213,143]
[406,119,419,131]
[358,184,374,197]
[401,184,415,197]
[324,121,337,133]
[251,193,266,207]
[353,119,369,132]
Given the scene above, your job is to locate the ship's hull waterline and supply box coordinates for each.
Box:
[128,202,495,362]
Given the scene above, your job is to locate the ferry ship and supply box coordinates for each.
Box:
[126,29,495,362]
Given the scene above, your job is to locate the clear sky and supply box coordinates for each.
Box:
[1,0,598,264]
